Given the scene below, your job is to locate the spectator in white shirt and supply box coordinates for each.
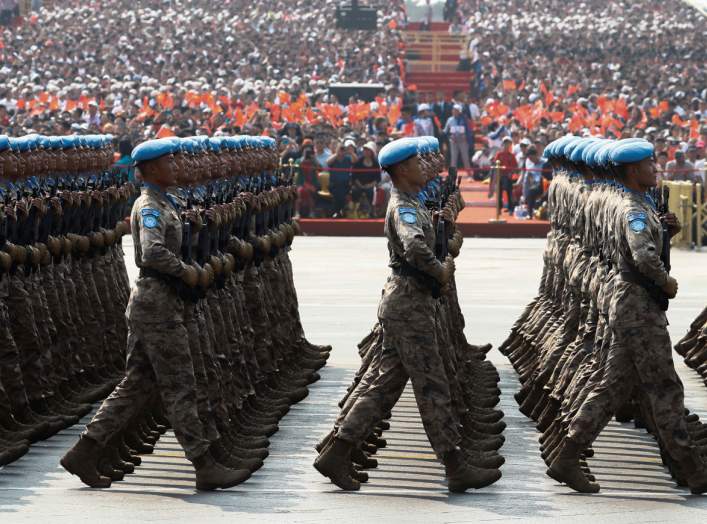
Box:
[518,147,545,214]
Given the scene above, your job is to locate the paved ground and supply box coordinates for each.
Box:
[1,237,706,522]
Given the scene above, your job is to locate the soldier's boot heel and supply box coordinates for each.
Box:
[687,470,707,494]
[313,437,360,491]
[351,446,378,469]
[107,443,135,474]
[614,401,635,423]
[194,451,251,491]
[444,449,501,492]
[60,436,112,488]
[546,440,600,493]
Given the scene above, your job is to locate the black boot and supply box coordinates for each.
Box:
[444,448,501,492]
[194,451,251,491]
[547,439,600,493]
[60,436,112,488]
[313,437,360,491]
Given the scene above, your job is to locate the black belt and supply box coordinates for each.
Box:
[620,270,669,311]
[392,261,441,299]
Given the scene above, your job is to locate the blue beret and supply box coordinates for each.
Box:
[594,142,618,168]
[418,136,439,154]
[0,135,9,151]
[60,136,77,149]
[261,136,276,149]
[12,136,36,152]
[545,135,576,160]
[207,137,222,152]
[583,139,610,167]
[378,138,419,168]
[132,138,180,163]
[48,136,64,149]
[570,138,601,164]
[560,136,584,161]
[609,139,654,166]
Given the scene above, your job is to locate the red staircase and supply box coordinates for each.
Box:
[406,71,472,97]
[402,23,473,97]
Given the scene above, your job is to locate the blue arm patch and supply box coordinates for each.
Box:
[627,211,647,233]
[398,207,417,224]
[142,214,160,229]
[141,208,161,217]
[629,219,646,232]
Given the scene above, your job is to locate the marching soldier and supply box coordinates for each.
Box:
[314,137,503,493]
[503,136,707,495]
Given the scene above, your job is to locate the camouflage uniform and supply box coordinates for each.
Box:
[337,188,460,459]
[84,185,210,462]
[567,189,702,468]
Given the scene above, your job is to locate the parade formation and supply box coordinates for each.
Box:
[0,127,704,503]
[0,134,134,467]
[0,133,330,490]
[313,137,505,493]
[501,135,707,495]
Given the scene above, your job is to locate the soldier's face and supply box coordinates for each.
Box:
[143,154,177,188]
[630,158,658,189]
[393,156,426,192]
[1,152,18,180]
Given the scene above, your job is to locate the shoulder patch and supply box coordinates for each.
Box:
[629,218,646,232]
[398,207,417,224]
[141,208,161,217]
[142,214,160,229]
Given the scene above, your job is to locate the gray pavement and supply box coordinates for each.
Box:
[1,237,706,522]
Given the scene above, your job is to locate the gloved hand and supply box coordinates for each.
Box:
[0,250,11,272]
[438,255,456,285]
[209,255,223,275]
[662,276,678,299]
[222,253,235,276]
[47,236,63,257]
[181,265,199,288]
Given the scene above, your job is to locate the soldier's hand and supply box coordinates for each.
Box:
[0,250,11,272]
[441,206,455,223]
[181,265,199,288]
[661,213,682,238]
[662,276,678,299]
[438,255,455,285]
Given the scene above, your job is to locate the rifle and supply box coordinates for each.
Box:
[658,184,671,273]
[434,173,460,261]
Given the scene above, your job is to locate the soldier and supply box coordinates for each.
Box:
[60,138,250,490]
[503,135,707,495]
[313,137,502,493]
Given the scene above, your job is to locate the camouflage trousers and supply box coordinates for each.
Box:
[567,323,702,467]
[337,317,460,459]
[84,320,210,461]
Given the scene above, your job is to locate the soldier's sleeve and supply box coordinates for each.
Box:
[623,205,669,287]
[137,203,186,278]
[393,205,444,280]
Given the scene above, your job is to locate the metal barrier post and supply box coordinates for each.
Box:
[488,160,506,224]
[697,182,703,250]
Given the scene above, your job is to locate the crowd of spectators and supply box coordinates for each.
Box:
[412,0,706,216]
[1,0,705,219]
